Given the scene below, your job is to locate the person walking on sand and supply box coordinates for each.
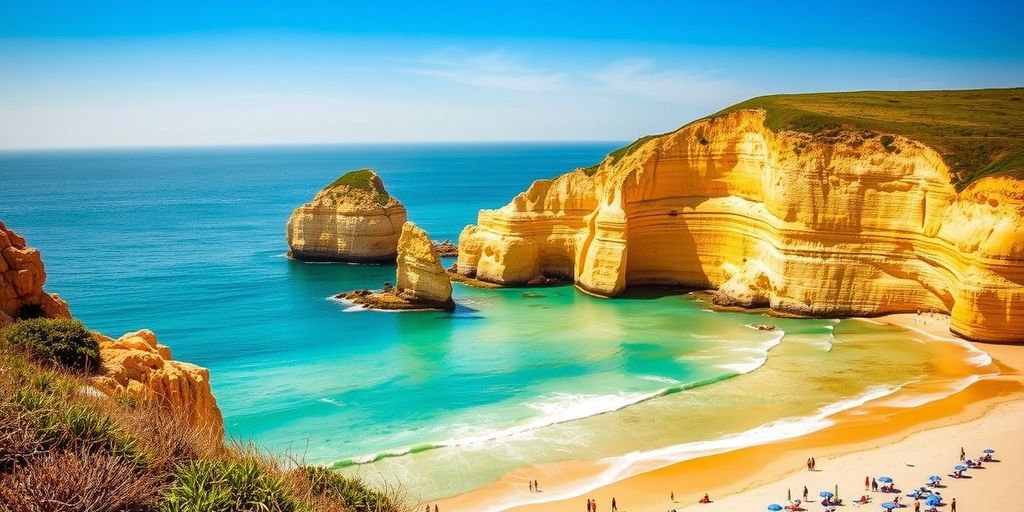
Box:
[534,480,540,492]
[865,476,870,491]
[434,506,438,512]
[671,491,675,502]
[872,478,878,492]
[811,457,816,470]
[960,447,966,461]
[951,498,957,512]
[914,500,920,512]
[803,486,809,501]
[612,496,617,511]
[529,480,533,492]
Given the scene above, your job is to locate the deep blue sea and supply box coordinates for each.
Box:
[0,143,962,502]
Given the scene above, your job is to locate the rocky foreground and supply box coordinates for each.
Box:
[456,109,1024,343]
[0,221,223,437]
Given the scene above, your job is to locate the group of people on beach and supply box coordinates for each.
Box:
[805,457,817,471]
[585,497,613,511]
[528,479,541,493]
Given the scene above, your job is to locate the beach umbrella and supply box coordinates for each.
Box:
[878,476,894,484]
[768,505,784,512]
[928,475,942,481]
[983,448,996,454]
[820,491,834,498]
[881,502,898,510]
[954,464,968,472]
[926,495,942,506]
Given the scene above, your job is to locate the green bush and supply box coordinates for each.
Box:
[161,458,295,512]
[297,466,402,512]
[1,318,100,372]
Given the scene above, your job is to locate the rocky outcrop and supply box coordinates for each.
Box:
[0,221,224,437]
[286,169,407,262]
[0,222,70,327]
[341,222,455,311]
[90,329,224,439]
[457,110,1024,343]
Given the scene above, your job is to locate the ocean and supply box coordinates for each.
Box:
[0,143,991,504]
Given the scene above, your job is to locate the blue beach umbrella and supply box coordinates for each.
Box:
[926,495,942,506]
[881,502,899,510]
[954,464,968,472]
[820,491,834,498]
[878,476,894,484]
[983,448,996,454]
[768,505,784,512]
[928,475,942,481]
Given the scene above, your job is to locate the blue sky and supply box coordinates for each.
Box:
[1,0,1022,148]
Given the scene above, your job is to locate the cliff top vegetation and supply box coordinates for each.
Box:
[587,88,1024,189]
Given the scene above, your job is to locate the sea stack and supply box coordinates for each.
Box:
[286,169,407,262]
[340,222,455,311]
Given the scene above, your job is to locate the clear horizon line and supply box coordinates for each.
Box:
[0,138,633,153]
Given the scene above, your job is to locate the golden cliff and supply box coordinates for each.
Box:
[0,222,70,327]
[0,221,224,436]
[457,110,1024,343]
[396,222,455,309]
[286,169,407,262]
[341,221,455,311]
[90,329,224,439]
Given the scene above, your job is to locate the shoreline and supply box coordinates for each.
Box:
[436,313,1024,511]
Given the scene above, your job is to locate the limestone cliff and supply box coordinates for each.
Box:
[341,222,455,311]
[0,221,224,437]
[0,222,70,327]
[286,169,407,262]
[396,222,455,309]
[457,110,1024,343]
[90,329,224,439]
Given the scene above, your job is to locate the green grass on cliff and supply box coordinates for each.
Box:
[588,88,1024,189]
[0,317,407,512]
[329,169,391,206]
[711,88,1024,189]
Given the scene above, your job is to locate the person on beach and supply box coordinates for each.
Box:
[960,447,965,461]
[671,491,675,502]
[434,506,438,512]
[914,501,920,512]
[951,498,956,512]
[611,496,617,511]
[803,486,809,501]
[535,480,540,492]
[872,477,878,492]
[529,480,533,492]
[811,457,816,470]
[865,476,870,491]
[699,493,711,503]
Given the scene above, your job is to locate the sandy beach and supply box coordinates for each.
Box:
[438,314,1024,512]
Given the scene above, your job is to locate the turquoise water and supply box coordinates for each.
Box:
[0,144,982,504]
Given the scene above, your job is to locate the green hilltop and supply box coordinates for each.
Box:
[590,88,1024,189]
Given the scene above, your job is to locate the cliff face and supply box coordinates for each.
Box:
[286,169,407,262]
[0,222,70,327]
[457,110,1024,343]
[396,222,454,310]
[0,221,224,436]
[90,329,224,439]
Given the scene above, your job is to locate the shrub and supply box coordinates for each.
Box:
[118,403,222,477]
[880,134,897,153]
[1,318,100,373]
[161,458,295,512]
[0,450,162,512]
[293,466,404,512]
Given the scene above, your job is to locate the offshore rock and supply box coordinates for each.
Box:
[341,222,455,311]
[286,169,407,262]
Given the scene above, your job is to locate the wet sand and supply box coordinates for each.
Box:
[437,313,1023,512]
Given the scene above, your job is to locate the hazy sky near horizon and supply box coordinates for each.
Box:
[1,0,1022,149]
